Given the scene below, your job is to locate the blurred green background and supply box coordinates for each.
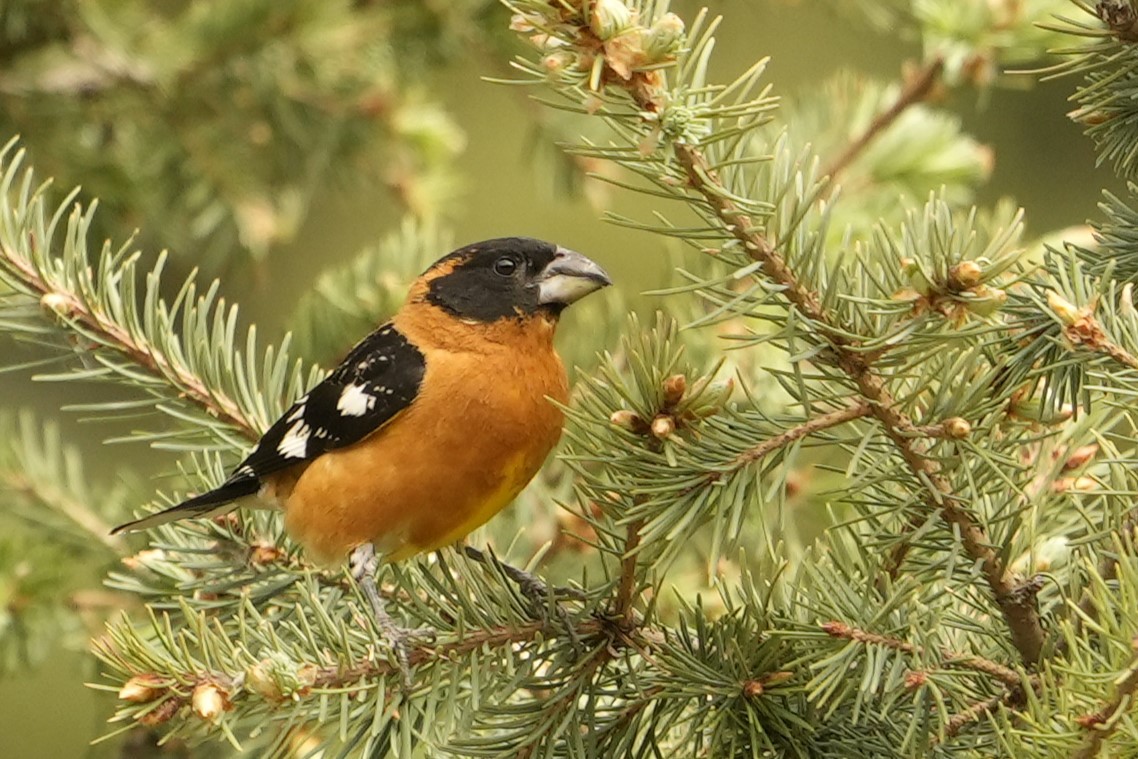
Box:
[0,0,1116,755]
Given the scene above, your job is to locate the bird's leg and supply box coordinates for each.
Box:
[348,542,415,688]
[461,544,585,647]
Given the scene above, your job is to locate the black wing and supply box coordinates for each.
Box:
[112,323,425,533]
[232,323,425,480]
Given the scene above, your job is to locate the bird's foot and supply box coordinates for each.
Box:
[349,543,432,689]
[461,545,585,649]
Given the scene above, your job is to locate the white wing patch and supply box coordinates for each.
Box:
[337,383,376,417]
[277,421,310,459]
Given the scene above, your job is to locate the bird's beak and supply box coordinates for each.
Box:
[536,247,612,306]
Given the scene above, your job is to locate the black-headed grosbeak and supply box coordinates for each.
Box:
[113,237,611,678]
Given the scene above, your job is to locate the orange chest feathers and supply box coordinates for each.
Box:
[281,309,569,565]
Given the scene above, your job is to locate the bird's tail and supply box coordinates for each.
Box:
[111,477,260,535]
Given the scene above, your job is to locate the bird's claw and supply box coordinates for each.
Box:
[349,543,431,689]
[462,545,583,651]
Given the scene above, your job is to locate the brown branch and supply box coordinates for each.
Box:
[821,57,945,185]
[821,621,915,653]
[668,140,1044,664]
[1099,1,1138,43]
[728,402,871,471]
[942,654,1024,689]
[821,620,1046,743]
[2,246,261,440]
[1072,642,1138,759]
[613,517,646,624]
[113,618,608,724]
[937,687,1023,743]
[1057,515,1137,661]
[667,403,871,500]
[821,621,1027,688]
[582,29,1040,662]
[1049,292,1138,372]
[1099,339,1138,371]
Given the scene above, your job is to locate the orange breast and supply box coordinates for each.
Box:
[282,311,568,565]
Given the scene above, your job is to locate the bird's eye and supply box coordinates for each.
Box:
[493,256,518,277]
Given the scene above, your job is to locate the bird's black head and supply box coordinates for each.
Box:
[423,237,611,322]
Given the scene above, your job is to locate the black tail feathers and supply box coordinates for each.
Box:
[111,477,260,535]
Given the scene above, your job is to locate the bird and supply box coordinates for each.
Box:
[112,236,611,680]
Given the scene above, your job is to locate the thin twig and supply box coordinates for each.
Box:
[1057,515,1137,660]
[601,36,1040,660]
[1,248,261,440]
[1099,338,1138,371]
[613,517,646,624]
[667,140,1044,664]
[821,57,945,185]
[109,618,607,721]
[821,621,1027,688]
[1072,644,1138,759]
[936,688,1020,743]
[729,402,871,471]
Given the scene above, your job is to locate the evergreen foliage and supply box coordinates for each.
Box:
[2,0,1138,756]
[0,0,485,267]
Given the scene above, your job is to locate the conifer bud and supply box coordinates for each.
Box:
[191,682,229,723]
[964,285,1007,316]
[138,698,179,727]
[1047,291,1082,325]
[742,680,764,698]
[650,414,675,439]
[662,374,686,407]
[590,0,633,40]
[509,12,537,32]
[900,257,934,296]
[249,542,284,566]
[40,291,75,317]
[1062,444,1099,471]
[949,260,983,289]
[1053,476,1098,493]
[245,661,282,703]
[119,674,165,703]
[891,287,921,303]
[1123,283,1135,317]
[942,417,971,439]
[610,409,645,432]
[641,13,685,60]
[543,51,575,73]
[245,654,316,703]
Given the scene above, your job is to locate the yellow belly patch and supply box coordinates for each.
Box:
[383,452,532,562]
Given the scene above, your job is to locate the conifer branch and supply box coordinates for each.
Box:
[821,621,1028,688]
[726,402,871,471]
[821,57,945,185]
[511,0,1045,665]
[614,517,645,624]
[1072,641,1138,758]
[675,401,871,499]
[0,142,317,459]
[1059,517,1138,660]
[672,116,1045,665]
[0,412,132,555]
[1047,291,1138,371]
[937,688,1020,742]
[0,468,124,554]
[104,616,607,720]
[3,250,257,439]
